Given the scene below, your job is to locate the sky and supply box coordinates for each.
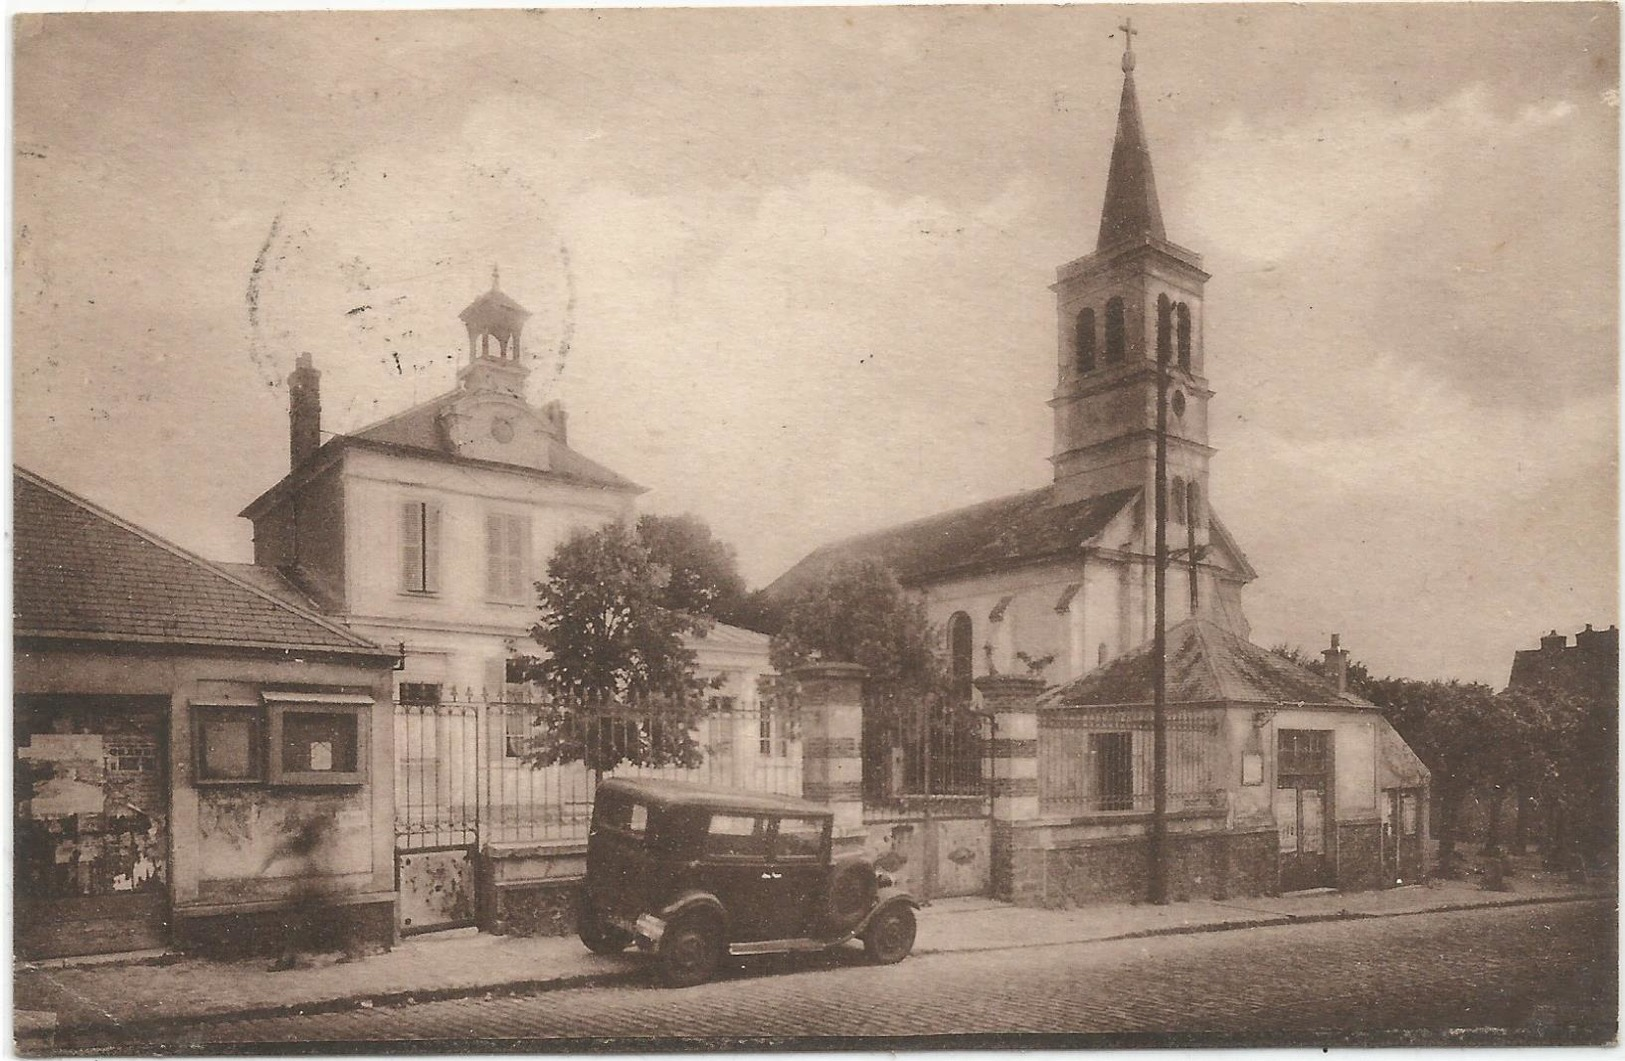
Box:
[11,3,1619,687]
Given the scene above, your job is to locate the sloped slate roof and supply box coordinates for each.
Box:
[1044,617,1371,709]
[15,468,388,657]
[765,485,1141,600]
[350,392,640,491]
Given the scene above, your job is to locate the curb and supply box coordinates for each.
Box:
[43,891,1615,1046]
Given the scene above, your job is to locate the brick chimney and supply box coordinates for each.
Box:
[1540,630,1568,653]
[288,353,322,469]
[1322,633,1349,697]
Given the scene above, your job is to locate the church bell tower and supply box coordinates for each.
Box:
[1050,23,1214,552]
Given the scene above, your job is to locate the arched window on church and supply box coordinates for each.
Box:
[948,611,974,704]
[1075,308,1096,374]
[1186,479,1202,528]
[1176,303,1192,371]
[1104,297,1126,363]
[1098,642,1109,668]
[1170,476,1187,524]
[1156,294,1173,364]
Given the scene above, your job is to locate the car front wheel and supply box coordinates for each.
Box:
[659,916,723,988]
[862,904,917,965]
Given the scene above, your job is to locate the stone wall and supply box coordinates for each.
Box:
[478,841,585,937]
[1336,821,1385,892]
[1003,819,1288,908]
[175,898,394,959]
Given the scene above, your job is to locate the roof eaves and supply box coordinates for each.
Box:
[346,437,647,495]
[15,627,397,659]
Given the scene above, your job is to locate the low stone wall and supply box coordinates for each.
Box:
[1337,821,1385,892]
[478,840,586,937]
[173,896,395,959]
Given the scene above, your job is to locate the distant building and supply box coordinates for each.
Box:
[237,275,772,708]
[1505,624,1617,864]
[14,467,398,959]
[767,30,1254,689]
[1508,624,1619,702]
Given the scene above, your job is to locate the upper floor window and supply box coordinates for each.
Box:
[1185,479,1202,528]
[1075,308,1097,374]
[486,511,532,601]
[399,500,442,594]
[1176,303,1193,371]
[1104,297,1126,363]
[1170,476,1187,525]
[1156,294,1173,364]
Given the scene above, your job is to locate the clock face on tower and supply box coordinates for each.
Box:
[491,417,515,443]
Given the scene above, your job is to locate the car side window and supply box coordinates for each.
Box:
[598,797,648,839]
[774,817,826,861]
[704,813,769,859]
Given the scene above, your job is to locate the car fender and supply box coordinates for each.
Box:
[657,890,728,932]
[852,888,920,937]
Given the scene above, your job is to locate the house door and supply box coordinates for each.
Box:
[1385,788,1425,886]
[1276,729,1333,892]
[15,696,170,958]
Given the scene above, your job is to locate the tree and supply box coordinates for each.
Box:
[1359,677,1520,877]
[636,513,749,625]
[511,520,714,777]
[769,559,970,801]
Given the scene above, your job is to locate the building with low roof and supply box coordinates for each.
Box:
[14,466,399,959]
[1023,619,1430,903]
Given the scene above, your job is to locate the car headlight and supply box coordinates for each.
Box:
[875,871,895,889]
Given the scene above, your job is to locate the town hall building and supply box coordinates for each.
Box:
[236,276,773,712]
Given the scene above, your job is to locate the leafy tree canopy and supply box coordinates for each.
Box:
[768,558,945,698]
[511,520,715,775]
[636,513,749,625]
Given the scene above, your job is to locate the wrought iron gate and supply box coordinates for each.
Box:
[394,700,480,935]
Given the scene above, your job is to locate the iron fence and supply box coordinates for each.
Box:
[1038,705,1225,817]
[862,699,990,821]
[394,692,801,849]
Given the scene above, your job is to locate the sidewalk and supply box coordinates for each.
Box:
[14,858,1614,1043]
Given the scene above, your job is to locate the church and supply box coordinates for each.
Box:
[767,30,1254,689]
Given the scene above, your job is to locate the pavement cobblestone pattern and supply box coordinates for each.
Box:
[48,900,1616,1051]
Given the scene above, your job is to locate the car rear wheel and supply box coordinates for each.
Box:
[863,904,916,965]
[576,891,634,955]
[659,916,722,988]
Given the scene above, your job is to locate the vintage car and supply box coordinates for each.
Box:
[577,778,920,987]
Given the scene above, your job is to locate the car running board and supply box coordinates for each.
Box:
[728,935,853,956]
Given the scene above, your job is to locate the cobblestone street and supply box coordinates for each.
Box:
[53,899,1615,1051]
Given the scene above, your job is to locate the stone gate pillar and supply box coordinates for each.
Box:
[791,662,867,847]
[976,674,1043,902]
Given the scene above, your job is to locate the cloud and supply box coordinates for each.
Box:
[1183,85,1583,266]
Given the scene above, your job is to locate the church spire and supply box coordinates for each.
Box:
[1096,18,1166,251]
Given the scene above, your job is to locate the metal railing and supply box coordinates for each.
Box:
[1038,705,1225,817]
[394,692,801,849]
[862,699,990,821]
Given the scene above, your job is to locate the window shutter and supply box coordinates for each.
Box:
[400,502,423,591]
[485,514,503,598]
[511,515,531,598]
[482,656,507,699]
[423,504,442,594]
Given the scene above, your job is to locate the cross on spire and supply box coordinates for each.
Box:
[1119,17,1138,73]
[491,264,501,290]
